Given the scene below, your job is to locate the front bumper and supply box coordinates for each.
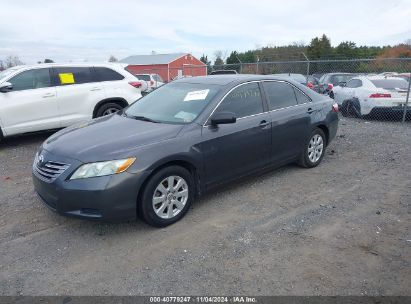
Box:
[32,151,151,222]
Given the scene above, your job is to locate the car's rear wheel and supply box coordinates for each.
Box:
[138,166,194,227]
[298,128,326,168]
[96,103,124,117]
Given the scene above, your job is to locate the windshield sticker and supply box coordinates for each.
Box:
[59,73,75,84]
[183,89,209,102]
[174,111,196,122]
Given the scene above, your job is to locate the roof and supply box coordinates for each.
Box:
[120,53,188,65]
[174,74,304,85]
[2,62,128,71]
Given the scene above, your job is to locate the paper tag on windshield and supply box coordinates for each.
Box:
[184,89,209,101]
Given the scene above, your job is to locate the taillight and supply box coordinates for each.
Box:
[128,81,142,88]
[332,103,339,113]
[327,83,333,90]
[150,80,154,86]
[369,93,391,98]
[307,82,314,89]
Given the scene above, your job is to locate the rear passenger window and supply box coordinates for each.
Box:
[215,83,263,118]
[294,88,311,104]
[54,67,93,85]
[94,67,124,81]
[263,81,297,110]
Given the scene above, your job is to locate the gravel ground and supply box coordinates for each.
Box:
[0,118,410,296]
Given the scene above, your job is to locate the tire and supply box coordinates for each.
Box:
[341,99,361,118]
[340,100,349,117]
[298,128,326,168]
[95,102,124,117]
[138,166,194,227]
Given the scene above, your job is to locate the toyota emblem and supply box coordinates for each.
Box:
[38,154,44,164]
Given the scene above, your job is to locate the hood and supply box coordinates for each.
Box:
[43,114,184,163]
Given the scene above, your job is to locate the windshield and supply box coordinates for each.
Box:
[371,79,409,90]
[0,67,20,82]
[125,82,221,124]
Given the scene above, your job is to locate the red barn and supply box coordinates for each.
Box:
[120,53,207,82]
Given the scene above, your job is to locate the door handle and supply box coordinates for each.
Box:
[42,93,55,98]
[259,120,270,128]
[307,108,314,114]
[90,87,101,91]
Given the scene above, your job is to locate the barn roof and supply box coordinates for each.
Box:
[120,53,188,65]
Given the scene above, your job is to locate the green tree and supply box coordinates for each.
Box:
[307,34,332,59]
[200,54,212,74]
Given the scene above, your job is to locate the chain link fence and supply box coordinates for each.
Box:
[126,58,411,123]
[210,58,411,123]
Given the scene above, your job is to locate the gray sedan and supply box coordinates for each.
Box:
[32,75,339,227]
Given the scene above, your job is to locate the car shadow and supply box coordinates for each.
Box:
[0,130,58,148]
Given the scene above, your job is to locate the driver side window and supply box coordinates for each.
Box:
[8,69,51,91]
[215,82,264,118]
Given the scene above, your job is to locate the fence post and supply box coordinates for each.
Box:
[302,53,310,85]
[402,74,411,123]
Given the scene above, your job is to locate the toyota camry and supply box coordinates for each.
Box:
[32,75,339,227]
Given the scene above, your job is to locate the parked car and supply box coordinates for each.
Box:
[312,73,324,80]
[0,63,143,141]
[209,70,238,75]
[133,73,165,92]
[273,73,307,85]
[318,73,358,97]
[397,73,410,83]
[333,76,410,118]
[273,73,319,91]
[306,75,320,91]
[32,75,339,227]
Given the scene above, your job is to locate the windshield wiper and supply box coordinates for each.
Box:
[124,113,159,123]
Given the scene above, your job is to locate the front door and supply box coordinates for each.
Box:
[201,82,271,188]
[0,68,59,136]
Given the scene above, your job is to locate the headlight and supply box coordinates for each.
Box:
[70,158,136,180]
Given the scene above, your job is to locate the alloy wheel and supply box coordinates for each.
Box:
[102,108,119,116]
[152,175,189,219]
[308,134,324,163]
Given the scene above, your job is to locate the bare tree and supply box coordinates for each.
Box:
[4,55,24,68]
[108,55,118,62]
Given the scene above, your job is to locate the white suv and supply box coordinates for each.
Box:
[0,63,143,140]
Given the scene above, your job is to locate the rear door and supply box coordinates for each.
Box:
[262,81,312,163]
[0,68,59,135]
[52,66,106,126]
[201,82,271,187]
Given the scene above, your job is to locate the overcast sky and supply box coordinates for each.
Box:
[1,0,410,64]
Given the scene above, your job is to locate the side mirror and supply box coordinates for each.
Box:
[339,81,347,87]
[210,111,236,126]
[0,82,13,93]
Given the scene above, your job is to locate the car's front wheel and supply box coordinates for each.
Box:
[298,128,326,168]
[138,166,194,227]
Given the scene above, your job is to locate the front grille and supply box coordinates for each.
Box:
[33,155,70,183]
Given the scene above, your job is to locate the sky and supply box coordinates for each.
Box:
[1,0,410,64]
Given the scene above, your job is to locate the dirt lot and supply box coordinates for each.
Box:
[0,118,410,296]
